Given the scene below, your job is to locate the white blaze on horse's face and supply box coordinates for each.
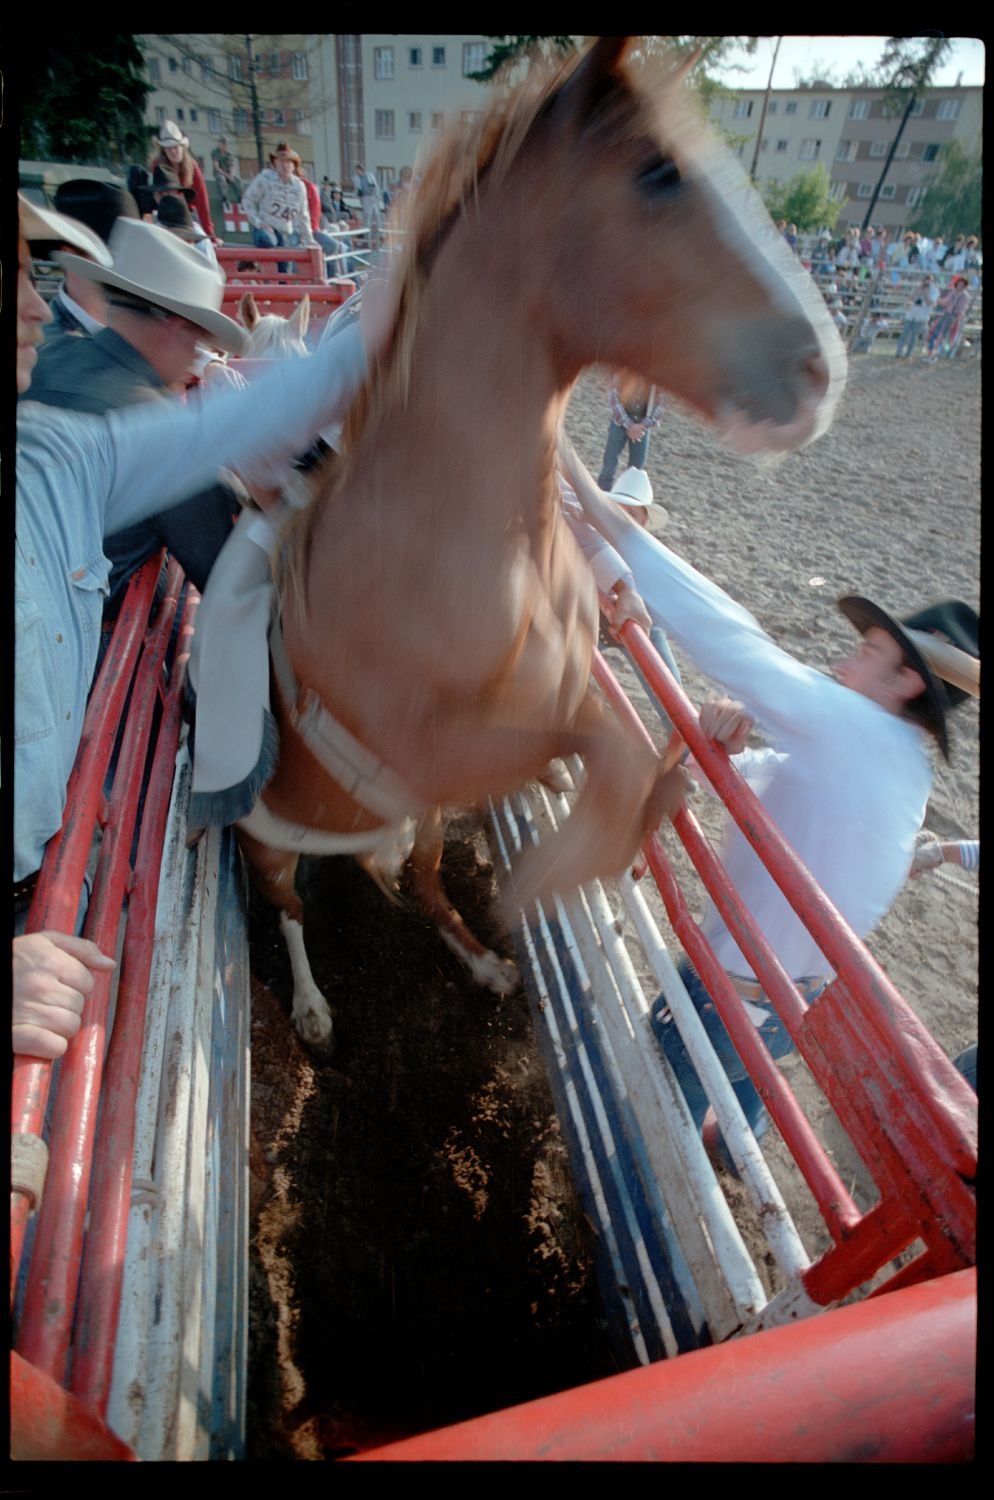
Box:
[685,135,847,452]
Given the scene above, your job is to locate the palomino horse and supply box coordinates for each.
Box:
[236,37,845,1045]
[239,290,311,358]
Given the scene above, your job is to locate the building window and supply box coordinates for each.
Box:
[409,47,422,67]
[907,185,928,208]
[233,108,248,135]
[432,46,446,66]
[464,41,487,75]
[836,140,856,162]
[936,98,961,121]
[809,99,831,118]
[190,109,198,124]
[784,100,797,115]
[869,140,888,158]
[181,56,192,75]
[894,141,910,159]
[168,56,177,73]
[879,183,896,199]
[296,110,312,137]
[909,98,925,117]
[431,111,445,131]
[201,56,214,82]
[799,139,821,160]
[829,181,848,201]
[378,167,395,187]
[156,106,166,126]
[461,111,483,126]
[408,110,422,132]
[292,51,308,81]
[148,57,161,83]
[229,54,243,83]
[857,182,875,198]
[776,139,788,152]
[767,100,778,114]
[176,108,185,122]
[374,46,394,80]
[269,52,281,73]
[208,111,222,135]
[270,108,285,128]
[848,98,870,120]
[923,143,941,163]
[733,99,753,118]
[759,137,768,152]
[375,109,395,140]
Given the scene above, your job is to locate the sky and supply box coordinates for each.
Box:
[712,35,985,90]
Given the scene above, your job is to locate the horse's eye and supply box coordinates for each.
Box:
[637,155,681,197]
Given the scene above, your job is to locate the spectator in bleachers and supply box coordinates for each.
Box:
[963,236,982,271]
[242,142,318,274]
[155,192,220,270]
[353,162,384,247]
[942,234,969,274]
[150,120,218,243]
[297,163,353,279]
[919,236,947,274]
[851,311,888,354]
[211,138,243,211]
[894,277,935,359]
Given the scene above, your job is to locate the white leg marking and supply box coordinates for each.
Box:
[438,929,518,995]
[279,910,334,1045]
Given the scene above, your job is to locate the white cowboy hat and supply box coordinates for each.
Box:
[19,192,113,268]
[56,217,246,355]
[610,466,668,520]
[157,119,189,150]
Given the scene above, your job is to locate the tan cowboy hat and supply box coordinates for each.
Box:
[270,141,302,167]
[610,466,669,521]
[19,192,113,267]
[157,119,189,150]
[56,217,246,355]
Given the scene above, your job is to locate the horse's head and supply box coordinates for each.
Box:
[239,290,310,359]
[426,37,844,453]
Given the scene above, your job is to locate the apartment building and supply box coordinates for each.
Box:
[138,34,493,194]
[709,83,982,232]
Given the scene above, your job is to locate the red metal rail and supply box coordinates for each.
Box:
[215,244,327,283]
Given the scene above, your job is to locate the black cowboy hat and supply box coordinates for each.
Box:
[155,192,201,241]
[837,596,980,760]
[53,180,139,246]
[151,165,196,203]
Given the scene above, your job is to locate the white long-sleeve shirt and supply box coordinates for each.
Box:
[572,502,932,979]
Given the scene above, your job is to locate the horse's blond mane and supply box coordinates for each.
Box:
[278,40,682,616]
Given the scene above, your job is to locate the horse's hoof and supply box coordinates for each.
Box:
[293,1004,335,1049]
[473,952,518,995]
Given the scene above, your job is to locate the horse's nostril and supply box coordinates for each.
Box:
[803,352,832,403]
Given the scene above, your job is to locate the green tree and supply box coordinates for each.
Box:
[909,138,982,240]
[20,34,152,168]
[762,164,842,233]
[859,35,953,229]
[468,36,577,82]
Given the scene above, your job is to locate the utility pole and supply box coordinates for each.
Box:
[749,35,781,185]
[861,36,951,231]
[245,34,265,171]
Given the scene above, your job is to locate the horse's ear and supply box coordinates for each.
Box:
[240,290,259,329]
[557,37,636,128]
[290,294,310,340]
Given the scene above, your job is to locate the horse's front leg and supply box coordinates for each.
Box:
[237,827,335,1047]
[408,808,518,995]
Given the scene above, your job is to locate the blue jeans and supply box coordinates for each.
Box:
[895,318,925,358]
[598,421,649,489]
[252,225,300,275]
[651,961,799,1151]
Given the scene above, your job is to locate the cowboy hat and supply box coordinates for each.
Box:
[610,466,669,520]
[53,180,139,245]
[151,165,197,202]
[56,217,245,354]
[270,141,302,167]
[18,191,113,267]
[157,119,189,150]
[837,595,979,760]
[155,193,202,242]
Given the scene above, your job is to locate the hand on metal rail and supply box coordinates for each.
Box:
[12,931,116,1060]
[697,697,754,757]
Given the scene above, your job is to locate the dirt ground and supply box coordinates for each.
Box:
[245,350,979,1459]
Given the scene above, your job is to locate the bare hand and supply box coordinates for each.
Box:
[12,931,116,1060]
[699,697,754,755]
[628,424,646,443]
[610,584,652,634]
